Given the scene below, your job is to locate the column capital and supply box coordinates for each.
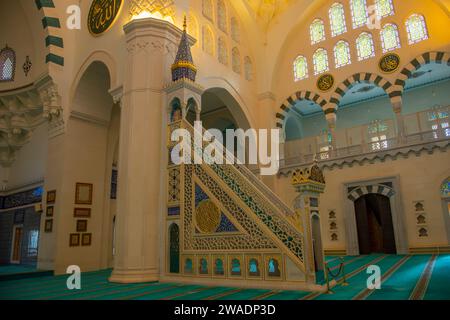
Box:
[109,85,124,107]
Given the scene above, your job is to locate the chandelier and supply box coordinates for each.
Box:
[129,0,176,23]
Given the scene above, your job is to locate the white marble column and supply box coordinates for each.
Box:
[109,18,182,283]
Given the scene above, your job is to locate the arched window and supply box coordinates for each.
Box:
[217,0,227,32]
[199,258,209,274]
[187,13,199,40]
[441,178,450,198]
[329,3,347,37]
[244,56,253,81]
[406,14,428,44]
[231,17,240,43]
[0,46,16,82]
[231,258,241,276]
[203,0,213,21]
[268,259,281,277]
[232,47,241,74]
[293,55,308,81]
[249,258,260,277]
[350,0,368,29]
[375,0,394,19]
[184,258,193,274]
[313,48,329,75]
[310,19,326,44]
[214,259,225,275]
[356,32,375,60]
[202,26,214,56]
[334,40,351,68]
[218,37,228,65]
[380,23,401,53]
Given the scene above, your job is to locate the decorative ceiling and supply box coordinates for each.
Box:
[245,0,293,29]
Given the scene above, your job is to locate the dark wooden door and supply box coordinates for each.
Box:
[354,194,397,254]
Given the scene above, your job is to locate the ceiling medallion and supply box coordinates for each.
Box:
[88,0,124,36]
[317,73,335,92]
[379,53,400,74]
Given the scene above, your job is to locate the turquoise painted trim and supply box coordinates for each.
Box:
[45,36,64,48]
[46,54,64,66]
[42,17,61,29]
[35,0,55,10]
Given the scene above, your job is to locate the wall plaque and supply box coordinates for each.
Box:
[317,74,335,92]
[88,0,123,36]
[379,53,400,73]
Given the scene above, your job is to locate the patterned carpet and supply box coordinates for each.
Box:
[0,254,449,300]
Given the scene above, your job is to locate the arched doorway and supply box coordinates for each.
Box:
[311,212,324,271]
[169,224,180,274]
[354,194,397,254]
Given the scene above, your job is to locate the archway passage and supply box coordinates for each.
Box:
[355,194,396,254]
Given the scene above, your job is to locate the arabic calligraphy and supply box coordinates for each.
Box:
[88,0,123,36]
[317,74,335,92]
[379,53,400,73]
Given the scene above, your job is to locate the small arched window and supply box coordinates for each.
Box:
[329,3,347,37]
[218,37,228,65]
[202,26,214,56]
[350,0,368,29]
[244,56,253,81]
[406,14,428,44]
[231,17,240,43]
[356,32,375,60]
[293,55,308,81]
[232,47,241,74]
[334,40,351,68]
[380,23,401,53]
[0,46,16,82]
[310,19,326,44]
[375,0,394,19]
[202,0,213,21]
[217,0,227,32]
[313,48,329,75]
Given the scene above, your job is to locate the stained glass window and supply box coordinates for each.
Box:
[441,178,450,198]
[313,48,329,75]
[294,55,308,81]
[231,17,240,43]
[375,0,394,19]
[329,3,347,37]
[244,56,253,81]
[406,14,428,44]
[0,46,15,82]
[356,32,375,60]
[310,19,326,44]
[218,37,228,65]
[217,0,227,32]
[380,23,401,53]
[232,47,241,74]
[202,26,214,56]
[334,40,351,68]
[350,0,368,29]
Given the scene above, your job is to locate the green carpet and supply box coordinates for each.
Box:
[0,254,449,300]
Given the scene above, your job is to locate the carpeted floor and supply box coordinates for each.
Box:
[0,254,449,300]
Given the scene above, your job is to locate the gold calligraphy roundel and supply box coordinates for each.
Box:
[379,53,401,74]
[195,200,221,234]
[317,74,335,92]
[88,0,123,36]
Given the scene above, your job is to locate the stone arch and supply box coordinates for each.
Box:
[394,51,450,95]
[329,72,397,112]
[347,184,396,202]
[276,90,328,130]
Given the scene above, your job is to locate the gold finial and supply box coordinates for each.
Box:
[183,15,187,32]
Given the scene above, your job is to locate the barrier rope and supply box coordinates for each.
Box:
[325,257,349,294]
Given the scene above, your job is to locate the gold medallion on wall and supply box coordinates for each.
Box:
[379,53,401,74]
[317,73,335,92]
[195,200,221,234]
[88,0,123,36]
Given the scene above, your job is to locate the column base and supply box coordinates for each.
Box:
[109,267,160,284]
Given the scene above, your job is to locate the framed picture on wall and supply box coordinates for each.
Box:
[75,183,93,205]
[76,220,88,232]
[45,219,53,233]
[70,233,80,247]
[81,233,92,246]
[74,208,91,218]
[46,206,54,217]
[47,190,56,204]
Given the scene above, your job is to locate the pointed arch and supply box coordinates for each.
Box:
[276,91,329,130]
[0,46,16,82]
